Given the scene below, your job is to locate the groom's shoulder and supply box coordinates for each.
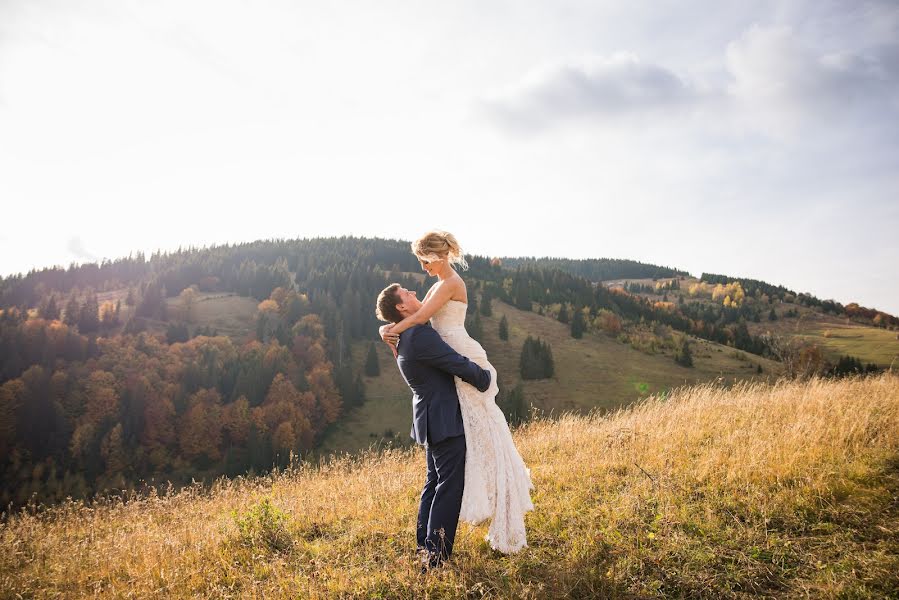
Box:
[406,324,437,345]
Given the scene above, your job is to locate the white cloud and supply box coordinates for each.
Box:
[725,24,899,137]
[477,53,702,133]
[66,236,97,262]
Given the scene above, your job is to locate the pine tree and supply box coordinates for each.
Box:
[675,337,693,367]
[499,381,527,426]
[78,292,100,334]
[557,303,569,324]
[480,291,492,316]
[466,311,483,342]
[166,322,190,344]
[39,294,60,320]
[571,307,585,339]
[514,279,531,311]
[499,315,509,341]
[768,308,778,321]
[542,338,555,378]
[63,293,80,327]
[520,336,554,380]
[364,343,380,377]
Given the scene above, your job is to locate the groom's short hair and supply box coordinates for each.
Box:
[376,283,403,323]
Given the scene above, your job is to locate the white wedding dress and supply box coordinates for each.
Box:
[429,299,535,553]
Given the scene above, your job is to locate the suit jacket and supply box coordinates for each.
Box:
[396,323,492,446]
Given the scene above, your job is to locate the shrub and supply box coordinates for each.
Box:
[231,497,294,553]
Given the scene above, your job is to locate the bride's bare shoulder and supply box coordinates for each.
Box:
[449,274,468,303]
[424,277,467,304]
[423,281,440,301]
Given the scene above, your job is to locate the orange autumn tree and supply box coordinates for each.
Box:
[222,396,252,446]
[178,388,223,462]
[257,373,314,455]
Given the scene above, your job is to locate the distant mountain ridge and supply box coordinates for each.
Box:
[1,238,893,323]
[496,256,689,282]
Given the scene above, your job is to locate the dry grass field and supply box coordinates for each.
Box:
[5,373,896,598]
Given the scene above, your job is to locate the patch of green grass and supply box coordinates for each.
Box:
[318,341,414,454]
[163,293,259,340]
[803,323,899,368]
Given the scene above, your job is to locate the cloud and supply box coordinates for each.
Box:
[725,25,899,135]
[476,52,701,133]
[478,20,899,140]
[66,236,97,262]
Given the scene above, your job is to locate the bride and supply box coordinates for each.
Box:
[379,230,534,553]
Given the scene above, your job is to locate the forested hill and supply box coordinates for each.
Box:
[497,256,689,282]
[0,236,896,509]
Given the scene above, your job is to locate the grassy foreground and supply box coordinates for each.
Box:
[2,374,898,598]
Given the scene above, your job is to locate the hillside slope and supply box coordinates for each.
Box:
[6,374,896,598]
[322,298,781,454]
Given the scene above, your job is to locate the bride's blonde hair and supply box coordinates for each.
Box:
[411,230,469,271]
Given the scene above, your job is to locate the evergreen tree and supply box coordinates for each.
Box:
[542,338,555,378]
[39,294,60,320]
[78,292,100,334]
[166,322,190,344]
[364,343,380,377]
[520,336,554,380]
[674,337,693,367]
[499,314,509,341]
[499,381,527,426]
[354,374,366,405]
[466,311,483,342]
[136,280,166,321]
[571,307,585,339]
[480,291,492,316]
[514,279,531,311]
[557,303,569,324]
[768,308,778,321]
[334,362,365,408]
[63,293,80,327]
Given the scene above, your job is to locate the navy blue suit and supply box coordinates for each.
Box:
[394,323,491,564]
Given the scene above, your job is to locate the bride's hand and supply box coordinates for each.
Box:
[379,324,400,349]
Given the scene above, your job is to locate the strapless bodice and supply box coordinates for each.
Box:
[429,299,469,336]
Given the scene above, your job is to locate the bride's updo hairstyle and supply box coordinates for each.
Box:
[412,230,469,272]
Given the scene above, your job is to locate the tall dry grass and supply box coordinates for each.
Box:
[2,373,898,598]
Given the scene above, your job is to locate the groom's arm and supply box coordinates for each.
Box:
[411,327,491,392]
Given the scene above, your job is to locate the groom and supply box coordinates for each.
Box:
[375,283,492,570]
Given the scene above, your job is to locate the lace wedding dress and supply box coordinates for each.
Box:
[430,299,535,553]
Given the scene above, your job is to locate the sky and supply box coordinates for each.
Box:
[0,0,897,314]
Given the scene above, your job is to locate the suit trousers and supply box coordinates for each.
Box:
[416,433,466,563]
